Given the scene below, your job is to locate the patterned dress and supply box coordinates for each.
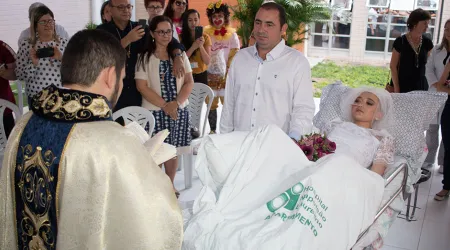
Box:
[152,60,191,147]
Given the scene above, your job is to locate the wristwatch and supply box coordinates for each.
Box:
[174,52,183,58]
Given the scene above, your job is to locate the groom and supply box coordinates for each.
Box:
[0,30,182,249]
[220,1,315,139]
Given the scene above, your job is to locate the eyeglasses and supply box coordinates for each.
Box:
[111,4,134,11]
[37,19,55,26]
[147,5,163,11]
[154,29,173,36]
[175,1,187,7]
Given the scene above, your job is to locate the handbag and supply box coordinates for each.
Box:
[385,35,404,93]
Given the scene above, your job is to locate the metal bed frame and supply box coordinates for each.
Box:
[354,162,409,246]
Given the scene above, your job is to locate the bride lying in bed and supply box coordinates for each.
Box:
[183,88,395,250]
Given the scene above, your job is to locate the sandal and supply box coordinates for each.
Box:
[434,190,450,201]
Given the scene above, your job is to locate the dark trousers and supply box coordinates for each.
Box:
[440,98,450,190]
[3,112,15,138]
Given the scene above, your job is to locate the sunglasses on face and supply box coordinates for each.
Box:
[175,1,187,7]
[37,19,55,26]
[154,29,173,36]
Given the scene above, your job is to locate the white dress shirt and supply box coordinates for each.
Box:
[426,45,450,90]
[220,39,315,140]
[18,24,70,47]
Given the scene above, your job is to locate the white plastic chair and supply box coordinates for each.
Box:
[179,83,214,188]
[0,99,22,169]
[112,106,155,135]
[15,81,25,112]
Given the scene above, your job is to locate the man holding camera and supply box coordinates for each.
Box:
[97,0,185,112]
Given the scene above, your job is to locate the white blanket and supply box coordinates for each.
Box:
[183,125,385,250]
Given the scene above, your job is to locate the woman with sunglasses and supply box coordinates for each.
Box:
[135,15,194,198]
[164,0,188,35]
[16,6,67,101]
[388,8,434,93]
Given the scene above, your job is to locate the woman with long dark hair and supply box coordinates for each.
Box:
[180,9,211,84]
[163,0,188,35]
[135,15,194,197]
[100,1,112,24]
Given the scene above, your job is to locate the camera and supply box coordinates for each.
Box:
[36,47,55,58]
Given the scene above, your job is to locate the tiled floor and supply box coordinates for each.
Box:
[175,99,450,250]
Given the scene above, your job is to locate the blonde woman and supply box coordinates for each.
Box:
[16,6,67,99]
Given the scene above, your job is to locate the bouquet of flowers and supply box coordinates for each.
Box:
[295,133,336,162]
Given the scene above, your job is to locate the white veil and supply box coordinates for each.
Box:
[340,87,395,136]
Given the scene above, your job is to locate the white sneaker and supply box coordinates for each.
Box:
[438,165,444,174]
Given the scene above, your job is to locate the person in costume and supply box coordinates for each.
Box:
[204,0,240,133]
[0,30,182,250]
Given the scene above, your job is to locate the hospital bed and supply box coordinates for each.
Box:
[314,82,447,249]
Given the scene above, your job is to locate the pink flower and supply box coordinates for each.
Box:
[315,137,324,144]
[300,145,314,161]
[328,141,336,151]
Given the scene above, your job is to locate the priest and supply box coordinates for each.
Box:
[0,29,182,250]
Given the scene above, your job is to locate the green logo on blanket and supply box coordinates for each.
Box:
[265,183,328,237]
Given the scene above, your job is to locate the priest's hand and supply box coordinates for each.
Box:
[173,56,185,78]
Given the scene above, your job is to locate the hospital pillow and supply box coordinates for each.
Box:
[313,82,448,162]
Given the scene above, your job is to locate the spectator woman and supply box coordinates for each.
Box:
[425,19,450,175]
[433,19,450,201]
[101,1,112,24]
[16,6,68,99]
[180,9,211,84]
[135,16,193,197]
[389,8,434,93]
[163,0,188,35]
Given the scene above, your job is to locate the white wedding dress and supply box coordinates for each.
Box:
[183,123,393,250]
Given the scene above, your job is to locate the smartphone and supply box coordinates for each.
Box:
[138,19,147,28]
[195,26,203,40]
[36,47,54,58]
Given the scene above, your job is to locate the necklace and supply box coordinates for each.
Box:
[116,22,132,58]
[160,63,170,82]
[407,33,422,68]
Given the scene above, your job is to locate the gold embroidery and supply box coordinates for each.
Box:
[32,87,112,121]
[17,145,57,249]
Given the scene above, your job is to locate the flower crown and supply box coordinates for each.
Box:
[207,0,224,9]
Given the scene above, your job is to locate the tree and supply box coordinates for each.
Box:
[231,0,331,48]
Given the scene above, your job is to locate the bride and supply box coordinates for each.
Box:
[183,88,395,250]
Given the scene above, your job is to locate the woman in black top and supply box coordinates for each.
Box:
[389,8,434,93]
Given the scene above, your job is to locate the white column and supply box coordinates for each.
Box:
[91,0,103,25]
[130,0,136,21]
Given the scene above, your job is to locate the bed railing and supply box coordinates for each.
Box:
[354,163,409,246]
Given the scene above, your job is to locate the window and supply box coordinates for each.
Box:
[365,8,436,56]
[366,0,390,8]
[310,2,353,50]
[415,0,439,10]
